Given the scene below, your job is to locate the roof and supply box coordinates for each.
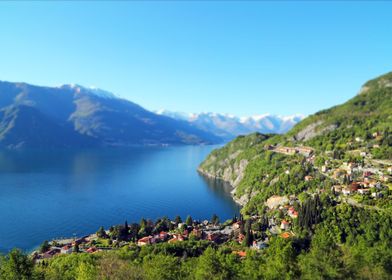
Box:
[233,251,247,257]
[138,236,151,243]
[281,232,291,239]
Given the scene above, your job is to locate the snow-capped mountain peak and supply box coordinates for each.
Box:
[155,110,305,140]
[60,84,117,99]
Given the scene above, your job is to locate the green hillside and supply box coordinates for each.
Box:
[287,72,392,158]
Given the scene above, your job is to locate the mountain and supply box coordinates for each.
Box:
[199,71,392,206]
[155,110,304,140]
[195,72,392,278]
[0,81,222,149]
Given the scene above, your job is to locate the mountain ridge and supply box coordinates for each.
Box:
[156,110,304,140]
[0,81,222,149]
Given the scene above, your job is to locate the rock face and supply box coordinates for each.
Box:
[198,155,249,189]
[198,133,270,205]
[198,155,250,206]
[265,195,289,209]
[294,121,338,142]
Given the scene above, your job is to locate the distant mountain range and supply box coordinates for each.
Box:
[0,81,221,149]
[155,110,304,140]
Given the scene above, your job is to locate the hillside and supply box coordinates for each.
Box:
[287,72,392,158]
[0,82,222,148]
[199,72,392,212]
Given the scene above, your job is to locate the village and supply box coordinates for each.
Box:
[33,133,391,261]
[270,131,392,200]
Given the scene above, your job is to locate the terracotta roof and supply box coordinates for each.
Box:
[233,251,247,257]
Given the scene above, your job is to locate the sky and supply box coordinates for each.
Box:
[0,1,391,116]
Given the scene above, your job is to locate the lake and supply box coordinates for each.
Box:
[0,146,238,253]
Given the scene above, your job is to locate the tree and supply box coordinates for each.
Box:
[174,215,182,225]
[129,223,140,241]
[185,215,193,226]
[74,243,80,253]
[39,240,50,253]
[298,195,323,230]
[242,219,253,247]
[0,249,34,280]
[143,254,180,280]
[211,214,220,225]
[299,228,347,279]
[96,226,107,238]
[195,247,223,280]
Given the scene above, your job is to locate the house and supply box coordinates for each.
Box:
[232,221,242,230]
[174,234,185,241]
[43,248,60,259]
[233,251,247,258]
[177,223,184,229]
[358,188,370,195]
[86,247,97,254]
[237,233,245,243]
[333,169,346,179]
[137,236,152,246]
[321,165,328,173]
[332,185,342,193]
[280,232,291,239]
[304,175,314,181]
[360,152,367,157]
[61,245,73,254]
[192,228,203,239]
[372,132,381,138]
[381,175,391,183]
[168,237,178,244]
[355,137,363,142]
[387,167,392,174]
[159,231,168,241]
[288,207,298,219]
[363,171,373,177]
[364,177,370,183]
[296,146,314,157]
[275,147,297,155]
[350,182,360,191]
[371,192,383,198]
[207,232,221,242]
[280,220,290,230]
[342,187,353,195]
[252,240,268,250]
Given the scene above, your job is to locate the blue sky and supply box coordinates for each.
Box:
[0,2,391,116]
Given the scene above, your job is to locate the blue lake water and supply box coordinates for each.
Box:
[0,146,238,253]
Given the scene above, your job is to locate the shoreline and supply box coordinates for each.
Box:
[197,168,246,206]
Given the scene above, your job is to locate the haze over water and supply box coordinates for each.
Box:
[0,146,238,252]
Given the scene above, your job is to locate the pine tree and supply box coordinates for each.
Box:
[96,226,106,238]
[211,214,219,225]
[185,215,193,226]
[174,215,182,225]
